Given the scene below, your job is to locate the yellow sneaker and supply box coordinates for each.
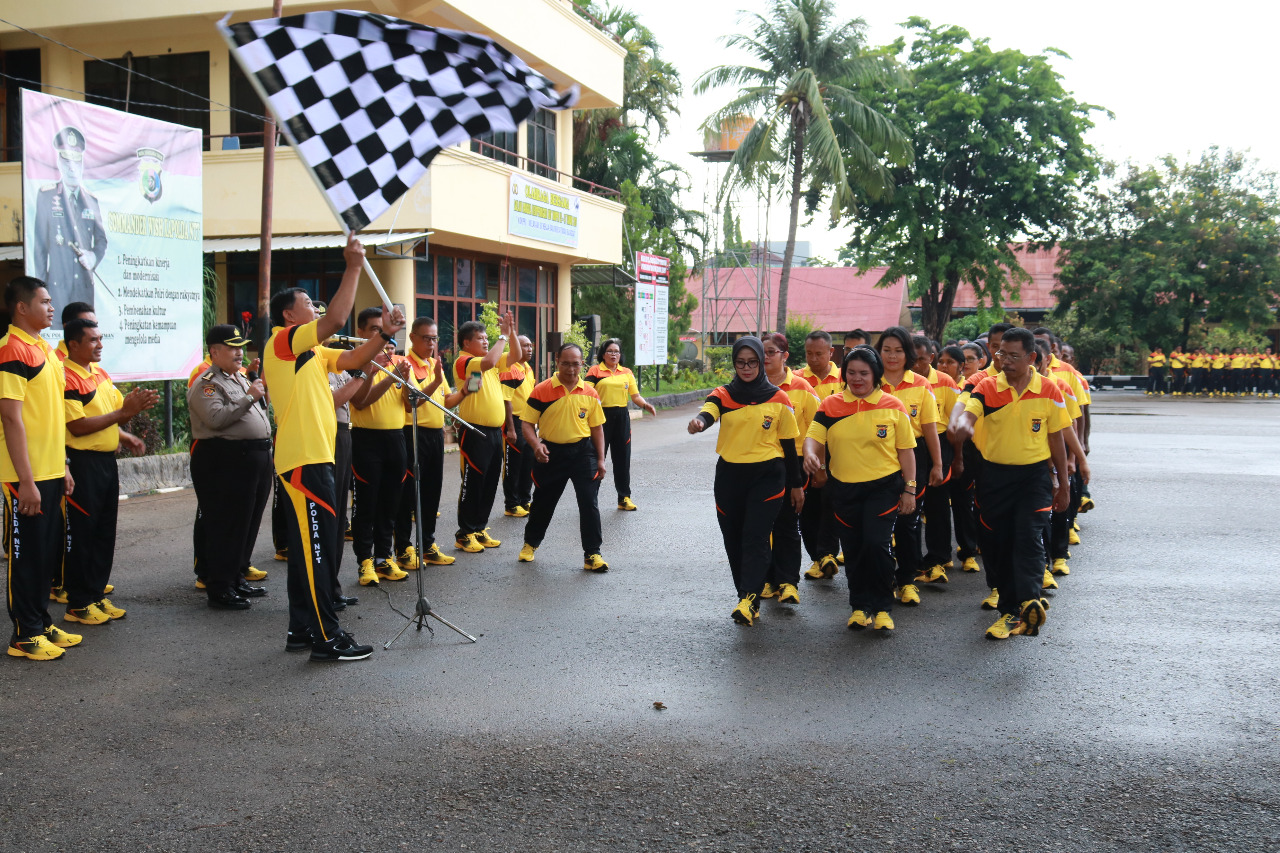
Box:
[1051,558,1070,576]
[777,583,800,604]
[64,603,110,625]
[357,558,380,586]
[914,564,949,584]
[731,595,758,626]
[817,555,839,578]
[273,549,288,562]
[455,533,485,553]
[836,551,845,565]
[1072,519,1081,531]
[872,611,895,632]
[962,557,981,573]
[49,586,68,604]
[244,566,268,582]
[896,584,921,606]
[760,582,779,599]
[95,598,126,620]
[7,634,64,660]
[195,577,207,590]
[1068,529,1081,546]
[618,497,638,511]
[421,544,456,566]
[985,613,1025,640]
[397,546,420,570]
[1042,569,1058,590]
[103,584,114,595]
[1020,599,1047,636]
[583,553,609,573]
[981,588,1000,610]
[474,529,501,548]
[44,624,82,648]
[518,544,536,562]
[504,505,530,517]
[375,559,409,581]
[847,609,870,630]
[803,560,826,580]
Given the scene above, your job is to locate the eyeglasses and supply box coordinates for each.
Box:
[995,350,1026,362]
[762,349,783,358]
[734,359,760,369]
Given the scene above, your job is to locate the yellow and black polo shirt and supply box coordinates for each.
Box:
[1262,354,1276,370]
[962,371,1070,466]
[1048,355,1090,407]
[499,354,535,419]
[881,372,937,438]
[698,387,798,464]
[1148,352,1166,369]
[1047,373,1081,421]
[1191,353,1208,369]
[0,325,66,482]
[352,354,408,431]
[1212,353,1229,369]
[522,376,605,444]
[776,368,819,454]
[585,363,635,409]
[64,360,123,452]
[923,366,959,434]
[1230,353,1246,370]
[404,349,450,429]
[264,321,343,474]
[454,352,505,428]
[806,388,915,484]
[799,365,843,399]
[1170,351,1186,369]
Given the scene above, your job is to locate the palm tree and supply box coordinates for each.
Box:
[694,0,911,330]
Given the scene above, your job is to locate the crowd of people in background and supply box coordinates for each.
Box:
[1145,346,1277,397]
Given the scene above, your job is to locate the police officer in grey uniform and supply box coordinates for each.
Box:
[187,326,273,610]
[30,126,107,314]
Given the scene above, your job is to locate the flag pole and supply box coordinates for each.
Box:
[219,14,395,314]
[254,0,284,358]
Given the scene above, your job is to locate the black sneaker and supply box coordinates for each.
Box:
[309,631,374,662]
[285,629,313,652]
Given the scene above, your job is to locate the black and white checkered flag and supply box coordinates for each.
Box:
[219,10,578,231]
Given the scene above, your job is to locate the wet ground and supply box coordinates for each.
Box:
[3,391,1277,851]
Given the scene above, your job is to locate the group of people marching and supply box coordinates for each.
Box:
[1146,346,1277,397]
[690,322,1095,640]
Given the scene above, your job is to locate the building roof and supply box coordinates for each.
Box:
[909,245,1062,312]
[689,266,908,335]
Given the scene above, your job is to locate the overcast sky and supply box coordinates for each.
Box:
[634,0,1280,261]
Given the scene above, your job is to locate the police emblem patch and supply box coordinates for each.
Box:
[202,386,215,397]
[762,415,774,430]
[876,424,888,438]
[578,409,586,418]
[1031,417,1043,433]
[136,147,165,203]
[910,404,918,418]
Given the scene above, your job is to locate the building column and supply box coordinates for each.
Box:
[360,256,415,339]
[556,261,573,335]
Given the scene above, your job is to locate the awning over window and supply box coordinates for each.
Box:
[571,264,636,287]
[0,231,430,261]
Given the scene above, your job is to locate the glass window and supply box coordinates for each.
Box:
[85,52,211,148]
[518,267,537,303]
[457,302,473,328]
[416,255,435,294]
[504,262,516,304]
[1,49,40,163]
[519,306,537,342]
[525,109,557,179]
[456,259,472,299]
[538,268,553,304]
[228,58,265,149]
[415,298,435,324]
[470,131,517,165]
[437,257,454,297]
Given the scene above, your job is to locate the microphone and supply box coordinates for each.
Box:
[326,334,370,346]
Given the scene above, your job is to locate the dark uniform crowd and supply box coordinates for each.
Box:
[1145,346,1278,397]
[3,237,1100,661]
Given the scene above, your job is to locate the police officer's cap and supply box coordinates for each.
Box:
[207,325,251,348]
[54,127,87,160]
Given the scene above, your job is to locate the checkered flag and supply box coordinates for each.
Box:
[219,10,578,231]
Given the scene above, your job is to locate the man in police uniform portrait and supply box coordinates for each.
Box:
[187,326,273,610]
[29,126,107,314]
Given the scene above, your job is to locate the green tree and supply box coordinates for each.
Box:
[1055,149,1280,352]
[694,0,910,331]
[845,18,1102,340]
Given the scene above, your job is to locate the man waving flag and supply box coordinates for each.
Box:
[219,10,578,231]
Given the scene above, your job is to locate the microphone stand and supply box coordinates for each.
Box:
[365,358,478,647]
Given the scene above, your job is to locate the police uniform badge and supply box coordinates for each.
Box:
[762,415,774,430]
[202,385,216,398]
[876,424,888,438]
[137,147,165,203]
[578,409,587,418]
[909,404,918,418]
[1031,417,1043,433]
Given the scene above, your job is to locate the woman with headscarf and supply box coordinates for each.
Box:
[688,336,803,625]
[586,338,656,511]
[804,347,916,633]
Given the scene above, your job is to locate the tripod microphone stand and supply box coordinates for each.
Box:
[365,358,479,647]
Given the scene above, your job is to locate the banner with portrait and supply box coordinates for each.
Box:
[22,90,203,381]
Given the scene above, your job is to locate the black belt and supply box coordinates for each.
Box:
[201,437,273,451]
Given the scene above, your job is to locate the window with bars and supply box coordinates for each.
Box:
[84,52,210,149]
[525,109,556,179]
[470,130,517,165]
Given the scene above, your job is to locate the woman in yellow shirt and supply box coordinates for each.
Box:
[585,339,656,511]
[688,337,803,626]
[803,346,916,633]
[759,332,819,606]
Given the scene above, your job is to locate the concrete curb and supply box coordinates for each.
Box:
[645,388,717,410]
[118,452,192,496]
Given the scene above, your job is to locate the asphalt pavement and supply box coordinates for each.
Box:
[2,391,1277,851]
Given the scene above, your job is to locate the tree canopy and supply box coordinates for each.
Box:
[1055,149,1280,360]
[845,18,1102,340]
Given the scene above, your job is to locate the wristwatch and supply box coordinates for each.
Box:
[347,369,366,380]
[497,334,508,342]
[378,329,394,342]
[905,480,917,489]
